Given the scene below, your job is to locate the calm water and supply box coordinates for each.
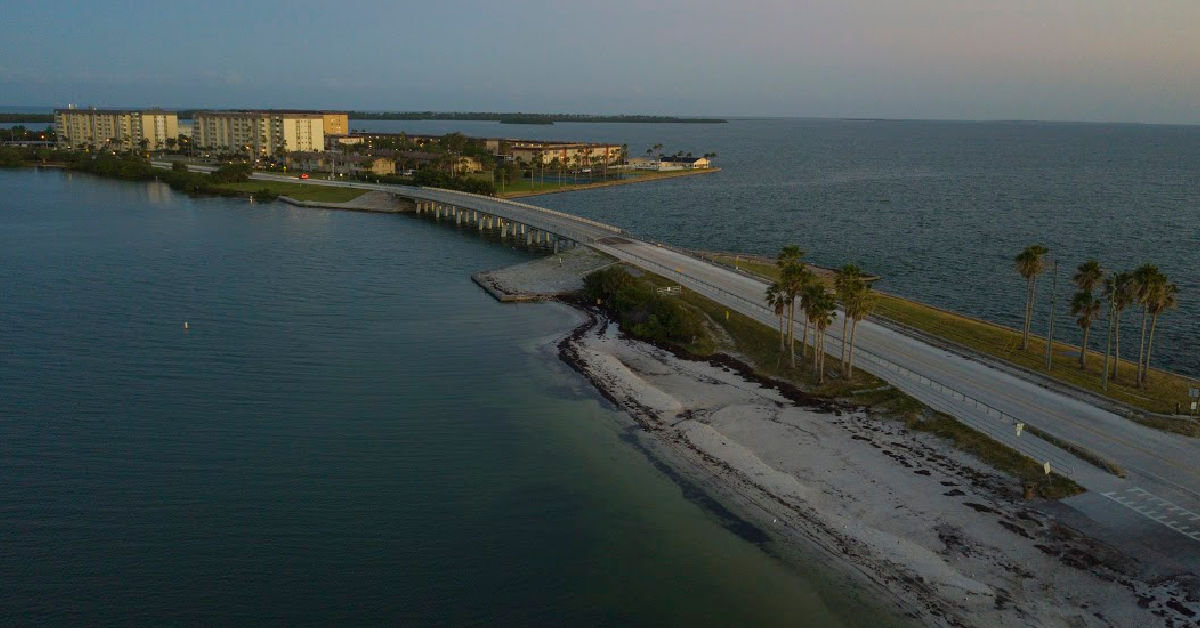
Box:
[0,169,898,626]
[358,118,1200,378]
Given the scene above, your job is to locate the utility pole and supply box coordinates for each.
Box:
[1044,259,1059,371]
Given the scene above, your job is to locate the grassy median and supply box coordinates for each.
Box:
[701,252,1199,426]
[213,181,367,204]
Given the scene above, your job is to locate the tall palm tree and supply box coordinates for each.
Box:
[836,265,875,377]
[1014,245,1050,350]
[1141,279,1178,387]
[1069,291,1101,368]
[1103,271,1135,381]
[835,264,865,374]
[803,284,836,383]
[1131,264,1162,387]
[765,282,788,354]
[776,245,807,367]
[1073,260,1103,296]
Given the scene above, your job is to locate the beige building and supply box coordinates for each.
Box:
[55,107,178,151]
[192,110,338,155]
[510,142,621,168]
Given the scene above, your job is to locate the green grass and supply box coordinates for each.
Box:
[700,252,1199,423]
[214,181,367,203]
[599,264,1083,499]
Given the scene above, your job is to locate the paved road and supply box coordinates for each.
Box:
[159,166,1200,547]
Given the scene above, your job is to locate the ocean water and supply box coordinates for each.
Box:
[0,169,899,626]
[357,118,1200,379]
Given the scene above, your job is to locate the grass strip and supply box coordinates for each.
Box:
[700,252,1199,421]
[213,181,367,203]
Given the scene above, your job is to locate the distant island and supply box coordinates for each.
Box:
[0,113,52,123]
[345,111,728,124]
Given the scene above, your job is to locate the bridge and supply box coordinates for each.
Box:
[156,165,1200,554]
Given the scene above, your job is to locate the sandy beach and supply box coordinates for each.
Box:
[558,309,1200,627]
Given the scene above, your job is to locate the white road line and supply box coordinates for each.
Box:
[1102,488,1200,544]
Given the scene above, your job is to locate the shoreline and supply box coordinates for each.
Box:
[500,167,720,199]
[553,304,1200,626]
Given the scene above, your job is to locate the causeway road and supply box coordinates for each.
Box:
[162,167,1200,552]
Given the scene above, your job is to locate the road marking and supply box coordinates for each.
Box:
[1102,488,1200,543]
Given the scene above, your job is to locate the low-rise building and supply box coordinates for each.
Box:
[349,156,397,176]
[659,156,711,169]
[54,107,178,151]
[510,142,621,168]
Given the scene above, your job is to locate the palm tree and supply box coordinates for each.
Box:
[533,149,543,189]
[1069,291,1101,368]
[1131,264,1162,387]
[776,245,807,367]
[765,282,788,354]
[1102,271,1135,381]
[835,264,865,374]
[1073,260,1103,295]
[1014,245,1050,350]
[836,265,875,377]
[1141,278,1178,387]
[803,284,836,383]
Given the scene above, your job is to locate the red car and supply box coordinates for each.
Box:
[299,173,310,179]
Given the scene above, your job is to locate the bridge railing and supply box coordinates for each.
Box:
[604,243,1079,476]
[419,187,626,235]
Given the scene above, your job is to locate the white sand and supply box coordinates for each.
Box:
[561,315,1200,627]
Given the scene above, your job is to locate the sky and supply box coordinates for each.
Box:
[2,0,1198,124]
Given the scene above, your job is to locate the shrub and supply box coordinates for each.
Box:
[584,266,708,345]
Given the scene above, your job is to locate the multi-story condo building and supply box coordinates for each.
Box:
[54,107,179,151]
[191,110,347,155]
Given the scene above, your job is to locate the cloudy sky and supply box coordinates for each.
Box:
[3,0,1198,124]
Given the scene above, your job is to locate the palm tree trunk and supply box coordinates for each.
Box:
[1112,313,1121,380]
[812,327,821,370]
[847,320,859,377]
[777,311,785,351]
[1079,325,1090,369]
[1136,306,1150,387]
[1101,308,1113,388]
[1021,280,1033,350]
[817,332,826,384]
[1143,314,1160,387]
[801,316,810,359]
[787,301,796,368]
[840,313,850,375]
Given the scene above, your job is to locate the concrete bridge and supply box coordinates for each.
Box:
[152,164,1200,555]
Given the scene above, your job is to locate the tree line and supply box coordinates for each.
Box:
[1015,244,1179,390]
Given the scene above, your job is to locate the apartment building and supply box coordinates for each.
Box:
[54,107,179,150]
[509,142,621,168]
[191,110,344,154]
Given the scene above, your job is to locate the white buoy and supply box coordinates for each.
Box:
[184,321,189,330]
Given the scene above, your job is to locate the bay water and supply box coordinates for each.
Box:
[0,169,897,625]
